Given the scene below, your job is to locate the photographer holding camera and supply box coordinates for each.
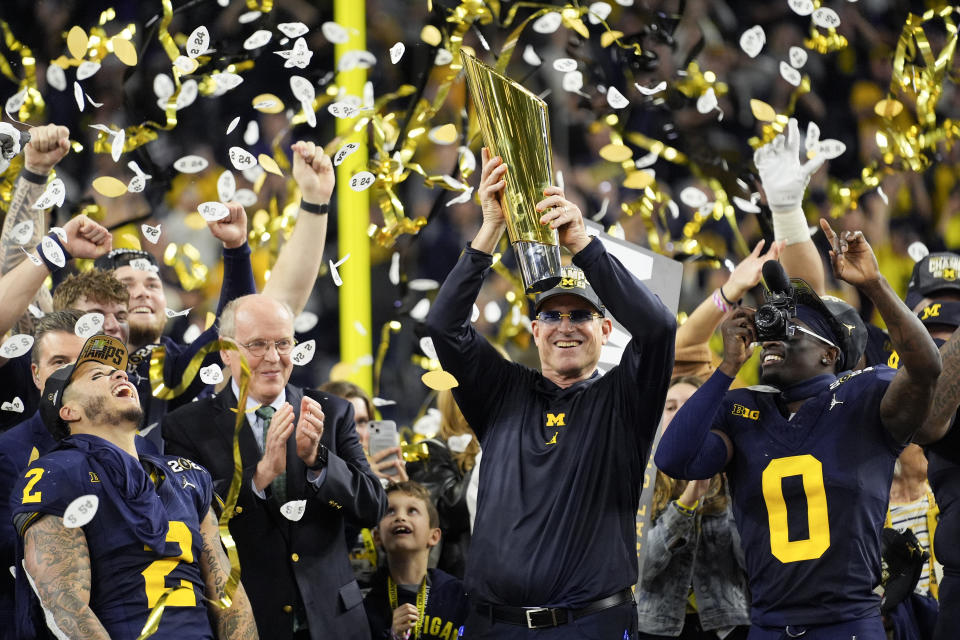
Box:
[654,216,941,640]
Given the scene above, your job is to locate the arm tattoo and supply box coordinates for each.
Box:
[199,511,259,639]
[862,278,941,441]
[1,175,46,274]
[920,328,960,442]
[23,515,110,639]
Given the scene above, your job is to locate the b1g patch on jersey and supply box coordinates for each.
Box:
[829,366,875,390]
[731,404,760,420]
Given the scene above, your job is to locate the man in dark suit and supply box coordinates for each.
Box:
[163,293,386,640]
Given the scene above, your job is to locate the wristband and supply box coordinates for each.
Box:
[712,289,730,314]
[34,233,72,272]
[675,498,699,515]
[20,167,48,185]
[771,207,811,245]
[719,285,740,307]
[300,200,328,215]
[308,443,329,471]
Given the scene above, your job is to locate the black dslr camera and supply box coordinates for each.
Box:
[754,262,796,341]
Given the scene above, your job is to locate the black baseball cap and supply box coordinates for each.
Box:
[906,252,960,310]
[792,280,865,371]
[531,266,604,316]
[94,248,159,272]
[40,334,129,439]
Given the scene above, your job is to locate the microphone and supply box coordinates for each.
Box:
[762,260,792,296]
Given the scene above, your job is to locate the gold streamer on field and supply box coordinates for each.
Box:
[163,242,209,291]
[140,340,251,638]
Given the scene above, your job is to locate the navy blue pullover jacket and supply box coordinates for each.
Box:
[425,238,675,608]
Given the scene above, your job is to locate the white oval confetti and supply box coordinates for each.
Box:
[238,10,262,24]
[739,25,765,58]
[733,196,761,213]
[471,304,481,323]
[289,75,315,104]
[141,224,161,244]
[321,21,349,44]
[111,129,125,162]
[408,279,439,292]
[294,311,319,334]
[779,61,802,87]
[127,174,147,193]
[10,220,33,244]
[789,46,808,69]
[390,42,405,64]
[154,73,174,100]
[76,61,101,81]
[553,58,578,73]
[226,116,240,134]
[46,65,66,92]
[280,499,307,521]
[788,0,815,15]
[175,79,198,110]
[447,433,473,453]
[333,142,360,167]
[907,241,929,263]
[327,102,359,120]
[1,334,33,359]
[173,55,198,74]
[696,87,718,114]
[1,397,23,413]
[532,12,562,33]
[199,364,224,385]
[562,71,583,92]
[290,339,315,366]
[243,121,259,146]
[228,146,257,171]
[337,50,376,72]
[419,336,438,360]
[27,304,44,319]
[434,48,453,66]
[5,89,26,118]
[607,86,629,109]
[217,170,236,203]
[165,307,191,319]
[186,26,210,58]
[348,171,375,192]
[74,312,104,338]
[805,121,821,151]
[213,73,244,95]
[635,81,666,96]
[275,38,313,69]
[522,45,542,66]
[173,154,209,174]
[243,30,272,50]
[812,7,841,29]
[63,495,98,528]
[483,301,502,323]
[588,1,612,24]
[198,201,229,222]
[73,82,84,112]
[278,22,309,38]
[680,186,709,208]
[410,298,431,322]
[234,189,257,208]
[816,139,846,160]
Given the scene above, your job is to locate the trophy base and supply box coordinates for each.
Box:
[515,241,562,294]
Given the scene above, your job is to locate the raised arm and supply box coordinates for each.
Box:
[262,140,334,315]
[756,118,828,293]
[22,514,110,639]
[198,509,258,639]
[819,219,941,443]
[655,309,754,479]
[0,215,111,341]
[0,124,70,275]
[918,327,960,443]
[676,239,783,352]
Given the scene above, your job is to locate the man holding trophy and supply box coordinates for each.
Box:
[423,55,677,639]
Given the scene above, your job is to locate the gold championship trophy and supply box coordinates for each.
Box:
[461,52,563,293]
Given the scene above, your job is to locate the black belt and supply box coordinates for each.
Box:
[475,588,634,629]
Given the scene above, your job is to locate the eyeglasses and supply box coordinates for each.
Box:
[236,338,297,357]
[788,323,838,348]
[536,310,602,325]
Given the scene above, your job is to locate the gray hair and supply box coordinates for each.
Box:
[31,309,85,366]
[218,294,294,339]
